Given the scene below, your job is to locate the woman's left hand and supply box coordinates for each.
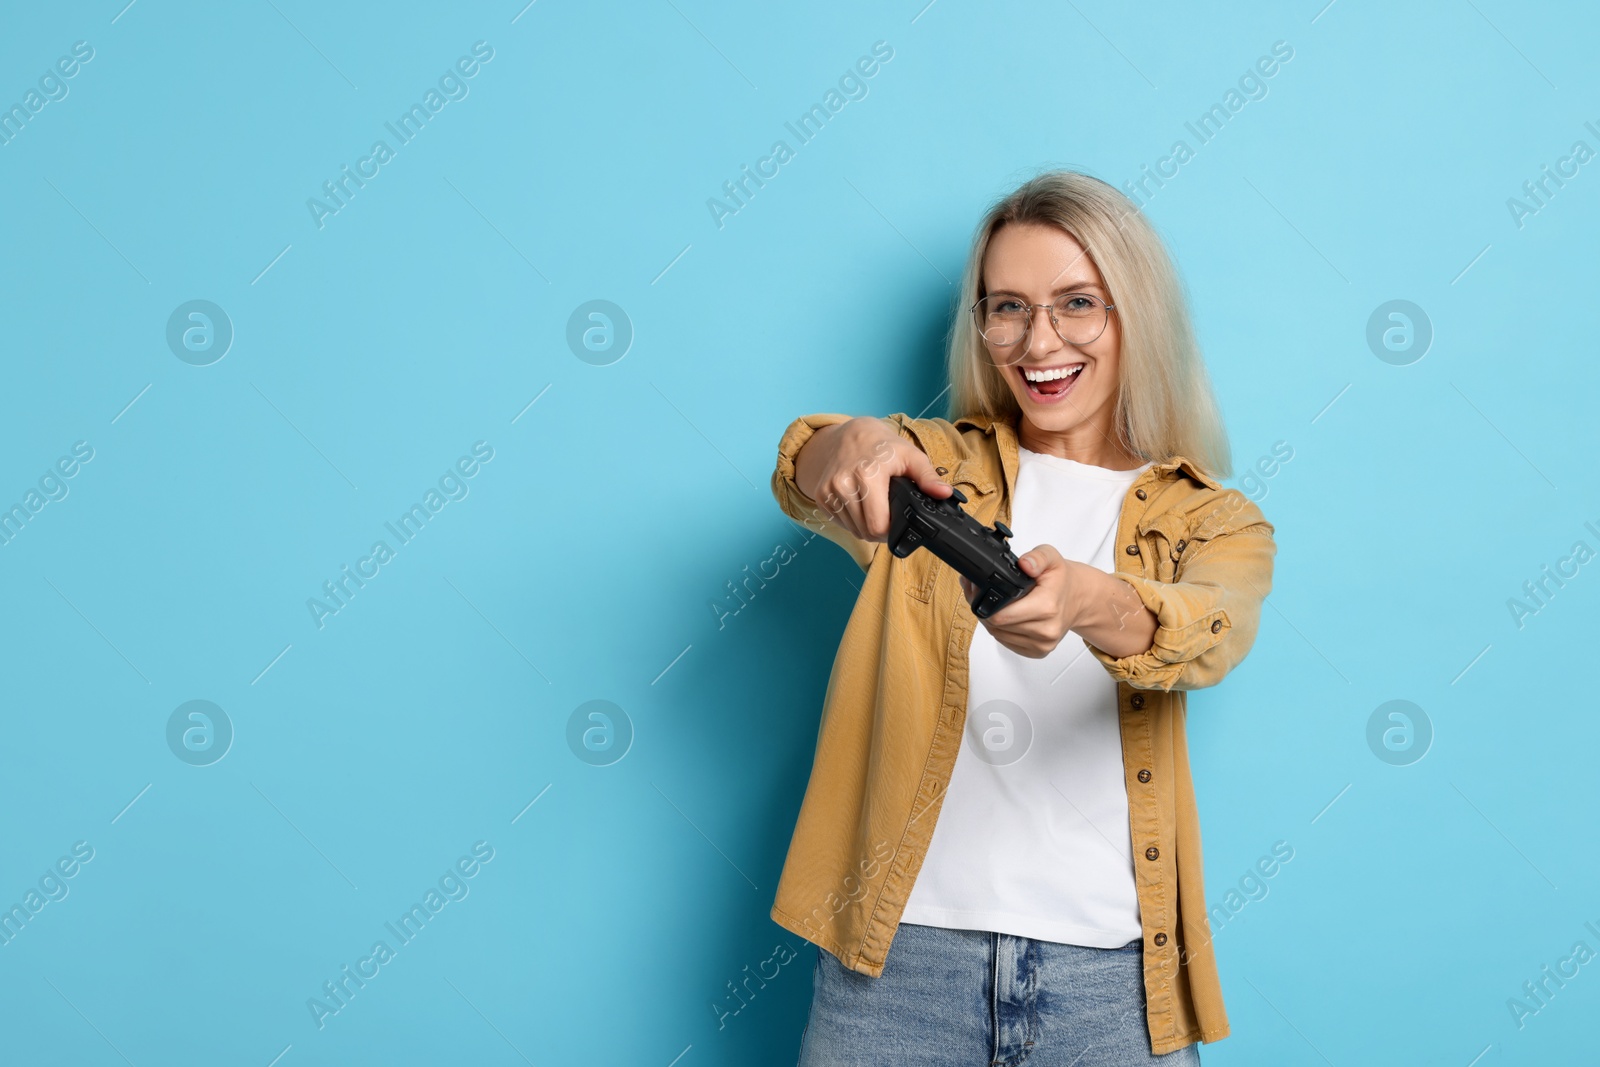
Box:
[959,544,1082,658]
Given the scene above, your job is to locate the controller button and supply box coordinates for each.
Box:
[949,487,968,504]
[994,521,1013,539]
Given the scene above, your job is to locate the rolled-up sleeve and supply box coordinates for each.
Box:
[1084,502,1276,692]
[771,413,877,572]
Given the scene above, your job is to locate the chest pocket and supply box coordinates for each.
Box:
[1136,512,1188,583]
[1136,509,1220,584]
[902,458,999,604]
[946,459,996,502]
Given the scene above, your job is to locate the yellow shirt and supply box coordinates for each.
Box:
[767,410,1278,1056]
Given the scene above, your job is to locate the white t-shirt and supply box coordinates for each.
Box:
[900,447,1152,948]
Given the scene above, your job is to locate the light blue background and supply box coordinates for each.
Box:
[1,1,1596,1064]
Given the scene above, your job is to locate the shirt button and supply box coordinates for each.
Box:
[936,466,947,475]
[1125,544,1139,555]
[1130,694,1146,709]
[1175,539,1186,552]
[1146,846,1159,861]
[1135,489,1147,501]
[1153,932,1168,946]
[1137,769,1151,783]
[1211,619,1222,633]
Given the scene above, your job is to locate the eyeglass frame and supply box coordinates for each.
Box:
[968,291,1117,352]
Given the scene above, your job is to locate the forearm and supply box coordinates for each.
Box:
[1067,562,1158,659]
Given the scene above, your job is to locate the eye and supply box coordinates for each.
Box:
[1057,294,1098,313]
[992,297,1026,314]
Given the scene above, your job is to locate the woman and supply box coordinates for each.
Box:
[767,170,1277,1064]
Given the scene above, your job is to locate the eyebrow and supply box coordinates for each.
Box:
[985,280,1106,297]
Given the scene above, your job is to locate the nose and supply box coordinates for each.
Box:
[1025,303,1063,359]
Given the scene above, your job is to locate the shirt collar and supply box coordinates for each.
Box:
[951,412,1221,492]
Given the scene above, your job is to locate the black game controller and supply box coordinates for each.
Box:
[887,476,1037,619]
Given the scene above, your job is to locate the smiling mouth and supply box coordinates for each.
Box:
[1020,363,1084,398]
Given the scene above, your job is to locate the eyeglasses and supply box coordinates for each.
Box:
[971,293,1115,366]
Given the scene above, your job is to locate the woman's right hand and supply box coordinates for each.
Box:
[793,417,953,543]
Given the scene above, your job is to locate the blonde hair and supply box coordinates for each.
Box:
[945,170,1233,480]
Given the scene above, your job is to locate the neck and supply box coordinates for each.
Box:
[1016,413,1144,471]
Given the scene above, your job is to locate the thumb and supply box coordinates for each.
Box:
[1018,544,1064,576]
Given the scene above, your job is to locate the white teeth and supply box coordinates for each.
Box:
[1023,364,1084,382]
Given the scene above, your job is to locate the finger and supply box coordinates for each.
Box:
[860,473,891,541]
[844,476,883,543]
[1018,543,1064,576]
[825,486,864,543]
[981,602,1035,630]
[844,488,871,542]
[993,633,1043,659]
[978,584,1056,629]
[825,483,868,543]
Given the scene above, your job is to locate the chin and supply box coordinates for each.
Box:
[1009,385,1083,418]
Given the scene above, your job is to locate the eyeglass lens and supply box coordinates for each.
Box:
[973,294,1108,364]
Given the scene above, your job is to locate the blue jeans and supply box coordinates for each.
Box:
[797,922,1202,1066]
